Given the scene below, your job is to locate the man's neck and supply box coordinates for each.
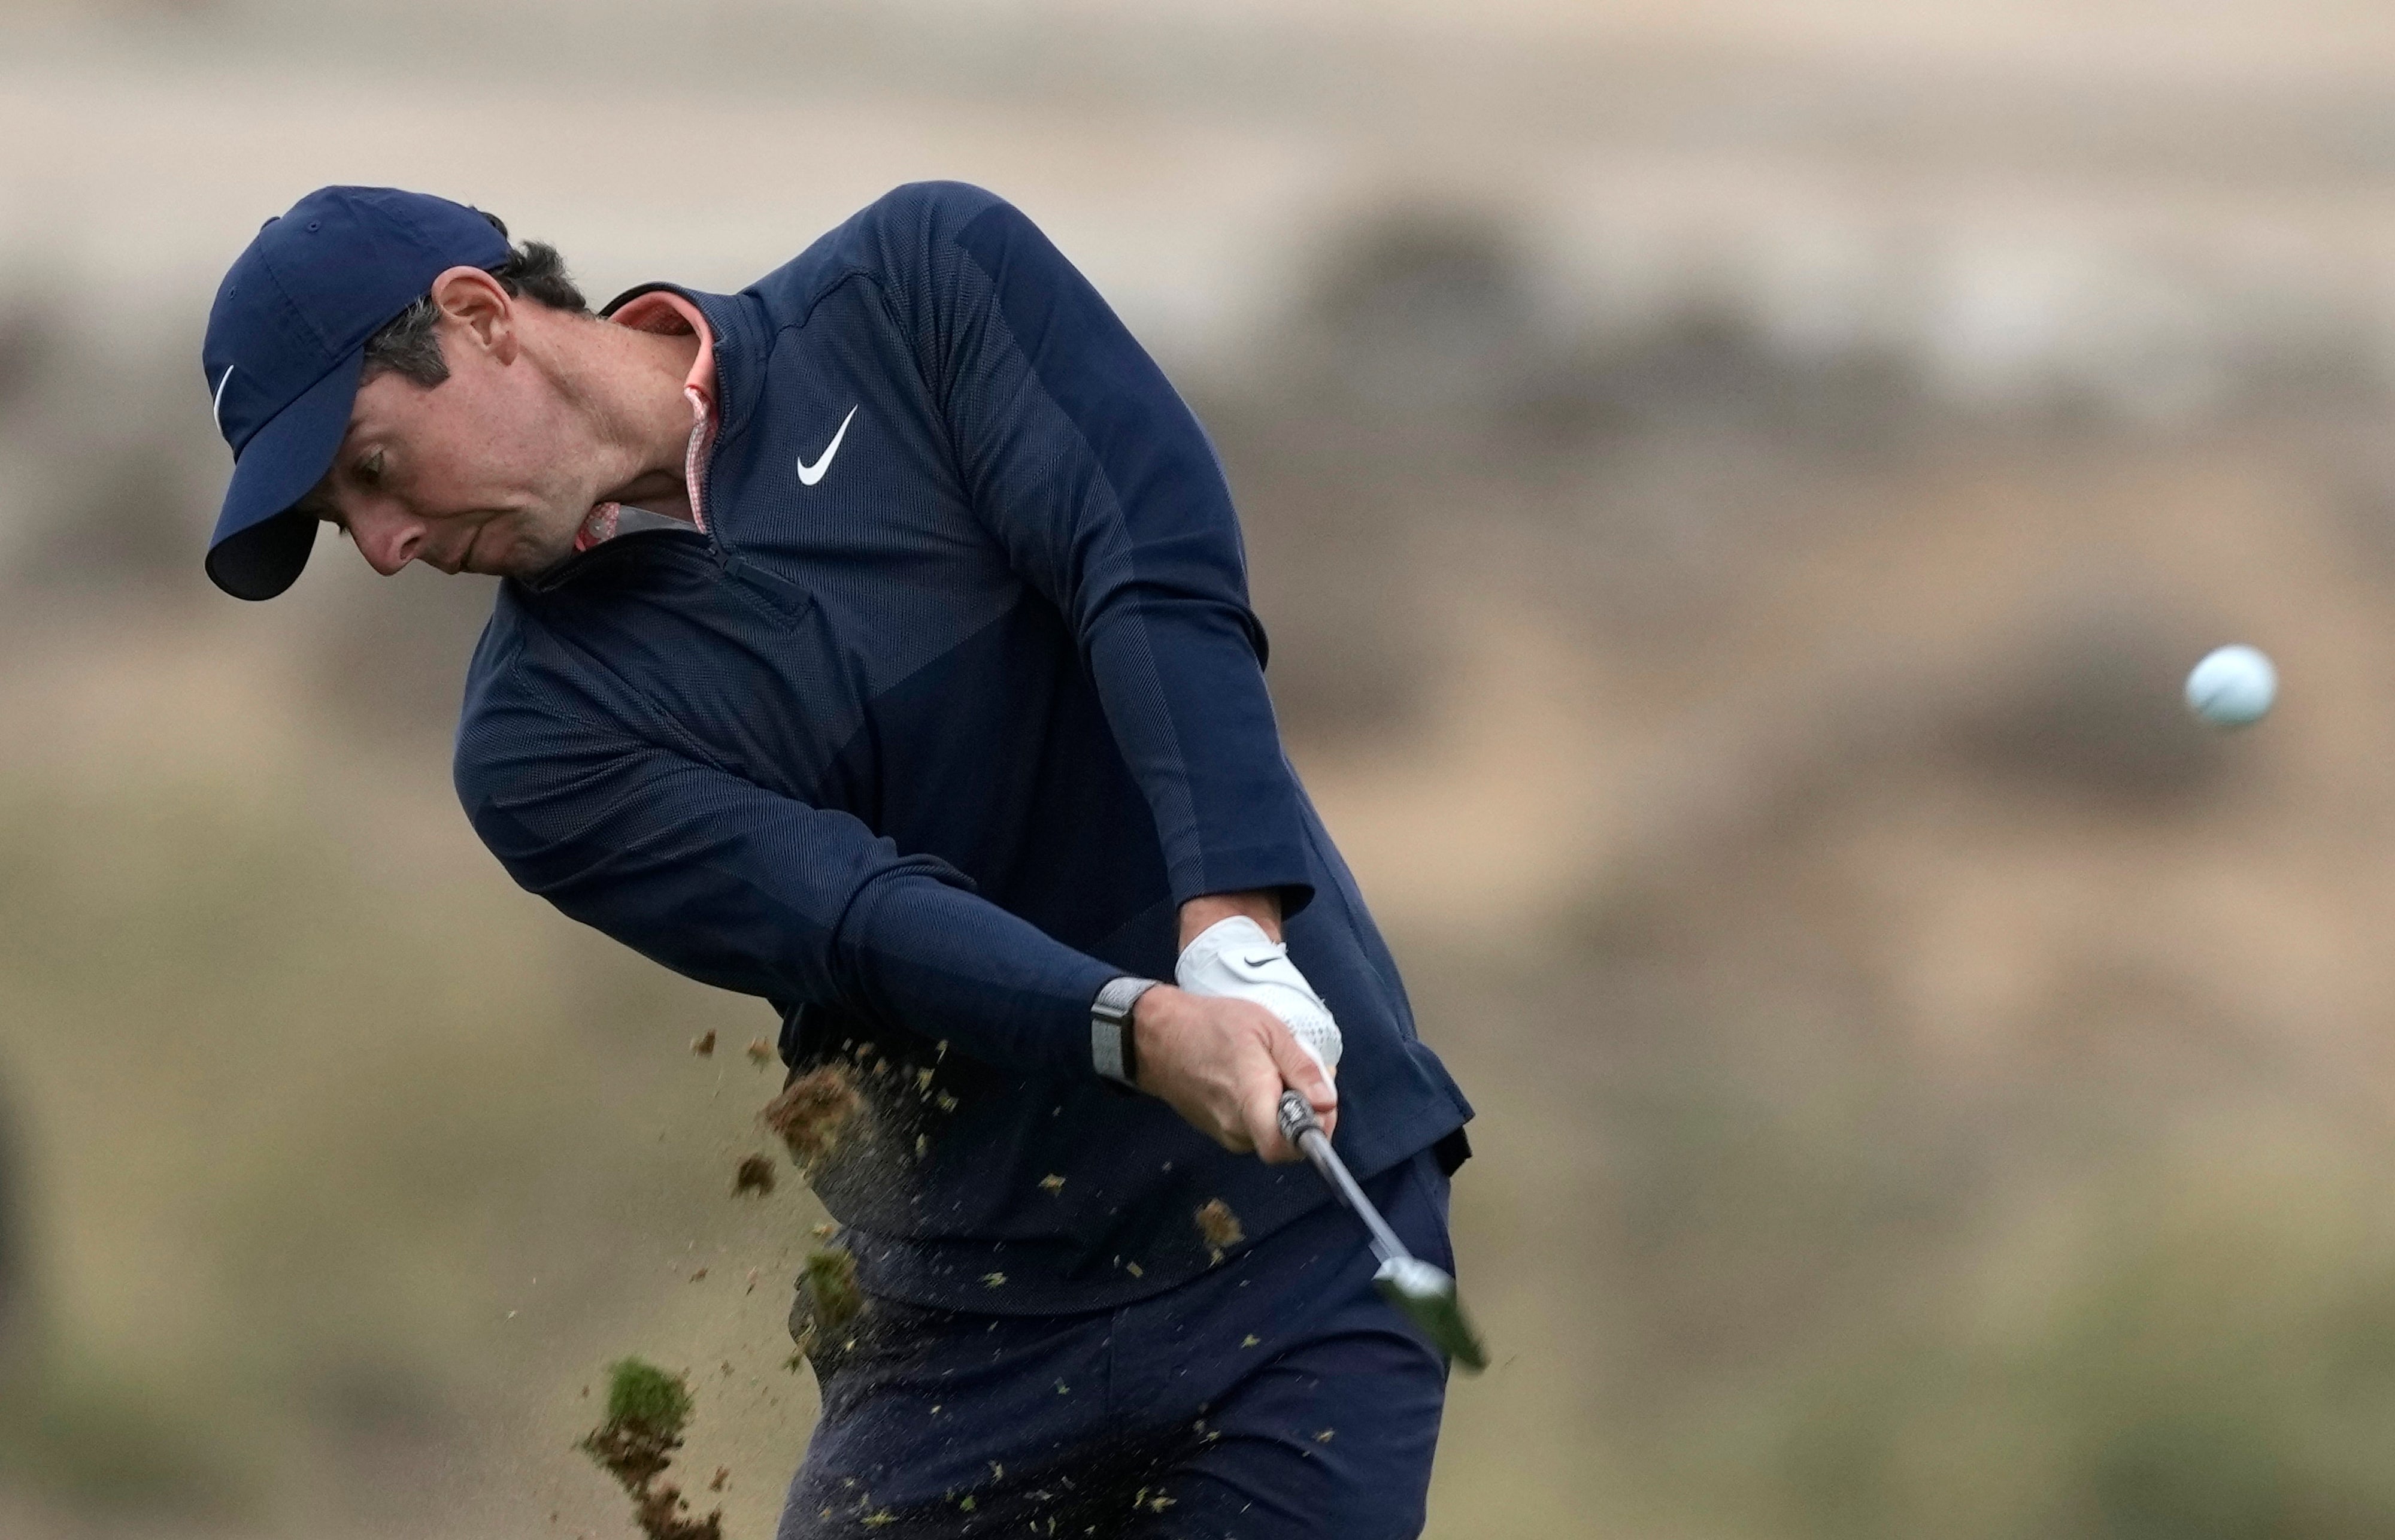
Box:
[549,312,702,515]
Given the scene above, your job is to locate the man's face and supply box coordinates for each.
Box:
[298,277,598,581]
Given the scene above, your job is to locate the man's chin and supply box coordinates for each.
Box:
[485,548,569,582]
[468,525,578,581]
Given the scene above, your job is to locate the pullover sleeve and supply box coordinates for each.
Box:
[457,695,1118,1076]
[878,183,1316,913]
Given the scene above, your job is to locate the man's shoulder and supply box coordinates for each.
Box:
[453,586,541,749]
[454,586,607,752]
[457,577,651,705]
[740,181,1024,320]
[450,583,656,829]
[851,180,1011,234]
[455,554,779,775]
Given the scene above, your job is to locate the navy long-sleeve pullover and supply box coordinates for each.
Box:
[453,183,1471,1312]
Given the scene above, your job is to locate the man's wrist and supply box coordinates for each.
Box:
[1177,890,1283,952]
[1090,975,1162,1087]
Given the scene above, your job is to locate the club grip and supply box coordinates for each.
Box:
[1277,1087,1322,1145]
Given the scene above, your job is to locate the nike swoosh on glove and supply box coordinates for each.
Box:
[1175,915,1343,1078]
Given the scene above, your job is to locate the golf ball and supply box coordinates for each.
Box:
[2184,644,2276,728]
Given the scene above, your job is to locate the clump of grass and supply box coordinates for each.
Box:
[578,1358,721,1540]
[604,1359,693,1436]
[801,1248,863,1333]
[790,1245,867,1370]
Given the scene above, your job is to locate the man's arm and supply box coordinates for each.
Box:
[457,712,1121,1075]
[456,701,1333,1160]
[870,184,1339,1147]
[882,184,1314,917]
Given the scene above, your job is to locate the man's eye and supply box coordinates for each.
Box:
[357,452,384,486]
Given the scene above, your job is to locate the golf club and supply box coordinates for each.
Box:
[1278,1089,1488,1372]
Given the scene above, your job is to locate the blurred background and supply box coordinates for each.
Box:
[8,1,2395,1535]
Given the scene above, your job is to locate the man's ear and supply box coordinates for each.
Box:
[427,266,517,365]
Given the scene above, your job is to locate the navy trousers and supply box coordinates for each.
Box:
[777,1150,1455,1539]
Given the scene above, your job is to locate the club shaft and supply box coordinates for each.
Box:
[1296,1126,1411,1266]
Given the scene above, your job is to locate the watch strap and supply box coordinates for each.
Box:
[1092,975,1160,1087]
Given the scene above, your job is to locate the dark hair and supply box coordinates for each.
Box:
[360,211,589,387]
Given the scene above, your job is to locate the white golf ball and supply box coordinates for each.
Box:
[2184,644,2276,728]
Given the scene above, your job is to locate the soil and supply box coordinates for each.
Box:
[762,1063,863,1169]
[1195,1198,1244,1258]
[578,1359,724,1540]
[731,1154,776,1198]
[690,1030,717,1057]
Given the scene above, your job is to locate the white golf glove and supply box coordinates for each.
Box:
[1175,915,1343,1079]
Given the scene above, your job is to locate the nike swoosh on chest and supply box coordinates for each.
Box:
[796,404,860,486]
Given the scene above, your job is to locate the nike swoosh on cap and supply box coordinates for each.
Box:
[796,405,859,486]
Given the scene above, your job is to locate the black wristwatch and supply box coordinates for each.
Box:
[1091,975,1161,1087]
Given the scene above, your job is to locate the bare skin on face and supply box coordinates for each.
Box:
[295,266,701,580]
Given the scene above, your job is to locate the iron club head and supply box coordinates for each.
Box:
[1374,1255,1489,1373]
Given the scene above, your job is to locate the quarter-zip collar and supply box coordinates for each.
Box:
[600,282,763,454]
[575,287,720,551]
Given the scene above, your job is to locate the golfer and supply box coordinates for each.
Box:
[200,184,1473,1538]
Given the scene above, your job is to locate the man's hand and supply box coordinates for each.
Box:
[1130,984,1338,1163]
[1175,915,1342,1076]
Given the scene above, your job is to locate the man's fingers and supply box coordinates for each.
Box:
[1145,992,1344,1159]
[1265,1022,1339,1143]
[1266,1021,1335,1106]
[1239,1054,1303,1163]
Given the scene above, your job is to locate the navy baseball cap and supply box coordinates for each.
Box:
[202,186,511,599]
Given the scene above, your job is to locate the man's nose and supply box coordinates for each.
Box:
[347,502,427,577]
